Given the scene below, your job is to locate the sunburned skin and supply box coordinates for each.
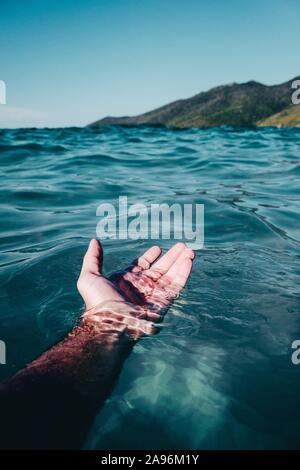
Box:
[0,240,195,449]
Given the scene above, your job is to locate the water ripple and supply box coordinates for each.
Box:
[1,126,300,449]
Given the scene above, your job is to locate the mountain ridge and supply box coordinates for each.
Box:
[89,77,300,128]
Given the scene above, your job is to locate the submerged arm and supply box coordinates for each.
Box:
[0,304,153,449]
[0,239,194,449]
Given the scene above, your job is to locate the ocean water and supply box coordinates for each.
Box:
[0,125,300,449]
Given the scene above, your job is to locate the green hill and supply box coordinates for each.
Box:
[89,77,300,128]
[258,105,300,127]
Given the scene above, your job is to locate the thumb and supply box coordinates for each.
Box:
[81,239,103,276]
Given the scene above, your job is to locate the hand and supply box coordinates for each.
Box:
[77,239,194,336]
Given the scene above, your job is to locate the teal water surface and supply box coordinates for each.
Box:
[0,126,300,449]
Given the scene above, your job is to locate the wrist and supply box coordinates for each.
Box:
[80,300,157,341]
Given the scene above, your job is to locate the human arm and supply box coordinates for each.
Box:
[0,240,194,449]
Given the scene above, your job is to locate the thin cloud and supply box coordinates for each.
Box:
[0,106,48,128]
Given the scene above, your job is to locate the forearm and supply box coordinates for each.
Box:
[0,305,148,449]
[0,238,192,449]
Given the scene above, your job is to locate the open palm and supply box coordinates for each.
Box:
[77,239,194,335]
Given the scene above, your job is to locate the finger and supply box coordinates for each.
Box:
[146,242,186,278]
[174,258,193,288]
[160,249,195,288]
[131,245,161,272]
[81,239,103,276]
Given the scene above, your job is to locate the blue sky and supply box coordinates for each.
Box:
[0,0,299,127]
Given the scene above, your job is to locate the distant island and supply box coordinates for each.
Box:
[89,77,300,129]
